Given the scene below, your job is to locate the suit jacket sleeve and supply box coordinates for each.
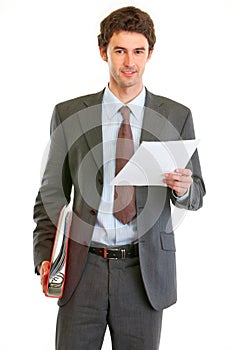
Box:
[33,105,72,272]
[171,109,206,210]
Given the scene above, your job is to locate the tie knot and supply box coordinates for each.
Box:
[120,106,131,122]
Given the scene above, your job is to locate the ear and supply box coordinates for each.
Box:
[147,49,154,62]
[99,47,108,62]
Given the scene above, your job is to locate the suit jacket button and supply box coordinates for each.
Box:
[90,209,97,216]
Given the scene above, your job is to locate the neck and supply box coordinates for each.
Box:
[108,82,143,104]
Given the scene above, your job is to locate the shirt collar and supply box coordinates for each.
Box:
[103,85,146,121]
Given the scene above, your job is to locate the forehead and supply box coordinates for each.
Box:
[108,31,149,49]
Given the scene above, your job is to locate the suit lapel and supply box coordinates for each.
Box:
[78,90,104,177]
[141,90,181,142]
[140,90,167,142]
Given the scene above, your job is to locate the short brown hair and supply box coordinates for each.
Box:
[98,6,156,53]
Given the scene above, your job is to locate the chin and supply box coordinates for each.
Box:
[121,80,138,88]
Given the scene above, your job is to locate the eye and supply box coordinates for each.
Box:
[115,49,125,54]
[135,49,145,55]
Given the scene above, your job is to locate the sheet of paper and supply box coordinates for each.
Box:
[111,139,199,186]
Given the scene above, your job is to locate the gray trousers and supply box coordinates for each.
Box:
[56,252,163,350]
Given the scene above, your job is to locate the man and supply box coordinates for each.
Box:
[33,6,205,350]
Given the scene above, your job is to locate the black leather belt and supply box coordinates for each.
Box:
[89,244,139,259]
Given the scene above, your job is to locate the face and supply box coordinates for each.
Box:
[100,31,153,92]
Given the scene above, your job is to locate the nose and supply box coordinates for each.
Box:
[124,53,135,67]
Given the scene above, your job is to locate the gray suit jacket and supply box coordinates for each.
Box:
[33,88,205,310]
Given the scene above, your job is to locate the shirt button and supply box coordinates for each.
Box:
[90,209,97,216]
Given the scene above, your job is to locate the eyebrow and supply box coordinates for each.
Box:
[113,46,146,51]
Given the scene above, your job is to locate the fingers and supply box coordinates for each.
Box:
[163,168,193,197]
[39,261,50,294]
[174,168,192,177]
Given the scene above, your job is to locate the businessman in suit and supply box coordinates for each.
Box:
[33,6,205,350]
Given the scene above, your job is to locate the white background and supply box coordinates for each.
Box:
[1,0,232,349]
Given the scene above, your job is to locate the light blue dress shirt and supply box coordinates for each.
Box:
[91,86,145,246]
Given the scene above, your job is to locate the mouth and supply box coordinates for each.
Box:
[121,69,137,77]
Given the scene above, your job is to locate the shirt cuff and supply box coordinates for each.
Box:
[172,188,190,202]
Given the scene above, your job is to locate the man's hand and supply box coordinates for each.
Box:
[38,261,50,294]
[163,168,193,197]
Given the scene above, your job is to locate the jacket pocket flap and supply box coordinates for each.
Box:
[160,232,176,251]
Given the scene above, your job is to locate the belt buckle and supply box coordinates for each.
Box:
[103,247,126,260]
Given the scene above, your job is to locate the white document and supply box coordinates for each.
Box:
[111,139,199,186]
